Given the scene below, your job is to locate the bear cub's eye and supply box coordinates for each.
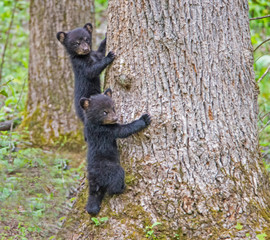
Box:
[103,111,108,116]
[84,37,90,42]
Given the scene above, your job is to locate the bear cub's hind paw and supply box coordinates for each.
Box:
[86,203,101,216]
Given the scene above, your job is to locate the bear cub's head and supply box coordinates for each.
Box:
[57,23,93,56]
[80,89,118,125]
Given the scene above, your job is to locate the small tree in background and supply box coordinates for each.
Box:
[24,0,95,148]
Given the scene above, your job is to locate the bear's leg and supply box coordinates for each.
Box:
[107,165,126,195]
[86,182,105,215]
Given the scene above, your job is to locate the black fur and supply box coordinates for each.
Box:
[57,23,115,122]
[80,90,151,215]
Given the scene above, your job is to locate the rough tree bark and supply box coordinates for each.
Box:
[23,0,95,147]
[58,0,270,239]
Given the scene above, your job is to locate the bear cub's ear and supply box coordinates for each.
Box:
[56,32,67,44]
[84,23,93,34]
[80,97,91,110]
[104,88,112,98]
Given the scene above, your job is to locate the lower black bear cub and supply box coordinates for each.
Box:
[56,23,115,122]
[80,89,151,215]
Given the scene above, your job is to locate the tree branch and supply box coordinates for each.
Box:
[255,55,264,63]
[0,79,13,88]
[0,119,21,131]
[257,65,270,83]
[250,15,270,21]
[260,119,270,133]
[260,112,270,121]
[254,38,270,52]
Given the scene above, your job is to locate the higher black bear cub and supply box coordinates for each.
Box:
[56,23,115,122]
[80,89,151,215]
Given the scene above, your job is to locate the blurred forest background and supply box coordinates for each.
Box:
[0,0,269,239]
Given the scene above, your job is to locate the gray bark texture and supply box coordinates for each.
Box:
[57,0,270,239]
[25,0,95,146]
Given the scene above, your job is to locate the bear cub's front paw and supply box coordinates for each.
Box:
[140,114,151,126]
[106,51,116,63]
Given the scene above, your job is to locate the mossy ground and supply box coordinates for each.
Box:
[0,130,86,239]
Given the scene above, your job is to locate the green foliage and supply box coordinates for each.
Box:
[94,0,108,27]
[91,216,109,226]
[249,0,270,35]
[0,0,29,123]
[256,233,267,240]
[144,222,162,239]
[95,0,108,14]
[0,2,84,238]
[0,131,84,239]
[173,234,180,240]
[249,1,270,164]
[235,222,243,230]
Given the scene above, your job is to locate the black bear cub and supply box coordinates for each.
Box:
[80,89,151,215]
[57,23,115,122]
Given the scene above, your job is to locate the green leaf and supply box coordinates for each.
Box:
[151,222,162,228]
[0,188,11,200]
[91,217,100,226]
[59,216,66,221]
[100,217,109,222]
[13,157,28,169]
[235,222,243,230]
[70,197,76,203]
[33,209,44,217]
[257,233,267,240]
[0,90,8,97]
[5,97,16,106]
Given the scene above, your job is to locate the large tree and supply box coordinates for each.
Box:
[23,0,95,147]
[58,0,270,239]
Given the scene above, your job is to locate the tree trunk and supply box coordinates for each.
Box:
[58,0,270,239]
[23,0,95,147]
